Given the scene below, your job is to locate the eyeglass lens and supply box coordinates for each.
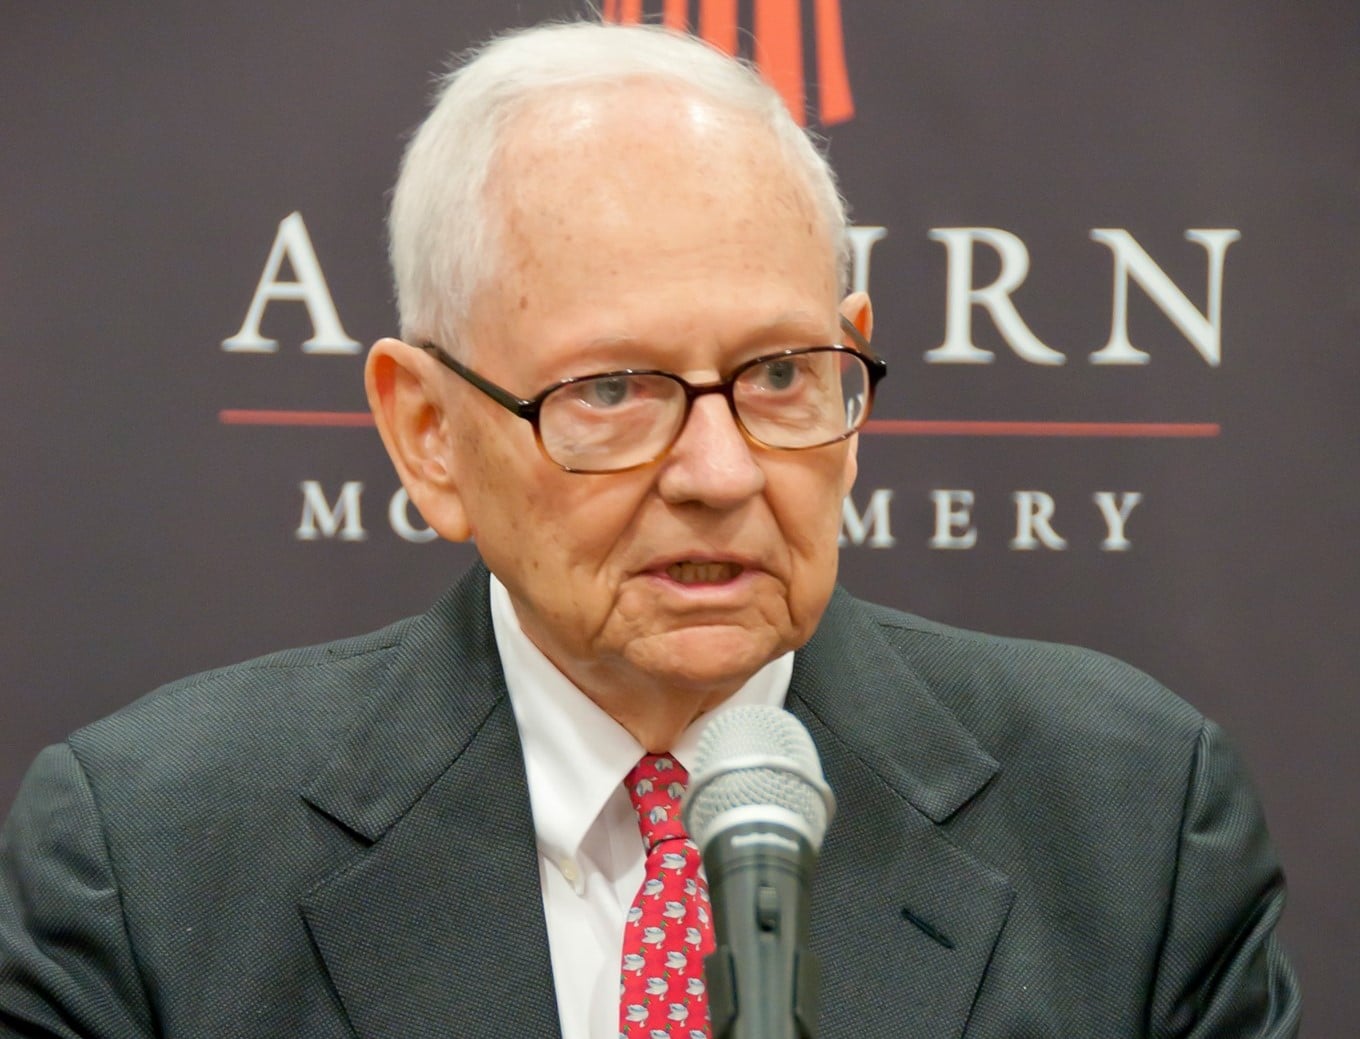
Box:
[537,350,871,472]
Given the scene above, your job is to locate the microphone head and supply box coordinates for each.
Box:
[683,705,835,853]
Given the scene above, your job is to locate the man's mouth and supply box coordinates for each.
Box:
[665,561,744,585]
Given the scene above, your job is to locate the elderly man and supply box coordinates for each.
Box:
[0,21,1297,1039]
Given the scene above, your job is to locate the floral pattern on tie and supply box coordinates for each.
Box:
[619,754,715,1039]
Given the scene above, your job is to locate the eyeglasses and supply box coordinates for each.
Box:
[416,315,887,474]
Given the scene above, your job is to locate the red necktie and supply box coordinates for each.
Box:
[619,754,715,1038]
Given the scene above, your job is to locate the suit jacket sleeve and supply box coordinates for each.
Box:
[1149,719,1300,1038]
[0,742,154,1039]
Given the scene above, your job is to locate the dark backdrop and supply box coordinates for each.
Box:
[2,3,1355,1033]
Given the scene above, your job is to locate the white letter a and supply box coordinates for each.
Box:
[223,211,360,354]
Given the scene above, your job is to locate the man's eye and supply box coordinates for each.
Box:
[579,376,634,407]
[753,358,802,392]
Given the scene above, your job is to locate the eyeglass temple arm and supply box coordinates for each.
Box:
[840,315,888,383]
[417,341,539,418]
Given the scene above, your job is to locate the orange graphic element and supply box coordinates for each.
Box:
[814,0,854,125]
[755,0,804,126]
[603,0,855,126]
[699,0,738,53]
[603,0,644,22]
[663,0,688,30]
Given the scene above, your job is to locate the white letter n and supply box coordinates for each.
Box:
[1088,229,1240,366]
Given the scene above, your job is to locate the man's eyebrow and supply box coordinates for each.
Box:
[739,312,840,347]
[576,333,640,351]
[550,311,838,376]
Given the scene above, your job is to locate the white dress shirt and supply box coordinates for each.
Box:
[489,575,792,1039]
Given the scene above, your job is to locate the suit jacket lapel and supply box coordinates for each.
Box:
[298,565,561,1039]
[293,573,1010,1039]
[790,590,1015,1039]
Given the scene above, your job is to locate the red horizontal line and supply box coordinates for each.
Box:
[219,409,375,427]
[217,411,1220,439]
[862,420,1221,438]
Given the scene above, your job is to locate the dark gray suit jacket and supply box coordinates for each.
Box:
[0,565,1299,1037]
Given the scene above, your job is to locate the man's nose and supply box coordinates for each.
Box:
[655,392,765,507]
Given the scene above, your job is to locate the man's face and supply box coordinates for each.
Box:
[439,84,858,712]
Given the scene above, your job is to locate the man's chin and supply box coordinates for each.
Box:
[624,623,786,696]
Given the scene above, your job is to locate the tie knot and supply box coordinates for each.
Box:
[625,754,691,852]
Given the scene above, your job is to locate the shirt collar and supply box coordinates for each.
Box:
[489,573,792,864]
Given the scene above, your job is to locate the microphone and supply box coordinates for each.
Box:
[683,705,835,1039]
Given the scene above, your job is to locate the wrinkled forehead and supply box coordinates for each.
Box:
[500,81,823,228]
[467,82,839,330]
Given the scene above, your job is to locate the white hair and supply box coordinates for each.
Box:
[388,20,849,348]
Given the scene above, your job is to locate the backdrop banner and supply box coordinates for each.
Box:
[2,2,1355,1033]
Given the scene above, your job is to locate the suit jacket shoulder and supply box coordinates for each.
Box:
[792,588,1299,1039]
[850,593,1204,739]
[66,613,414,816]
[1,565,562,1039]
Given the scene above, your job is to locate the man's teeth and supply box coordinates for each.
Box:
[666,561,740,584]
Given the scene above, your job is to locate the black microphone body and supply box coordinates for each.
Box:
[683,706,835,1039]
[701,816,820,1039]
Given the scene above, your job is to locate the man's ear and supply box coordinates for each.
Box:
[839,291,873,343]
[837,292,872,496]
[365,338,472,542]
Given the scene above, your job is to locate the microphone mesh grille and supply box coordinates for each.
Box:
[684,705,831,849]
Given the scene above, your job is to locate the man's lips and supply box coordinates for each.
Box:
[663,560,744,585]
[641,556,763,586]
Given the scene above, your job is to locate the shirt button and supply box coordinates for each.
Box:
[559,858,582,889]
